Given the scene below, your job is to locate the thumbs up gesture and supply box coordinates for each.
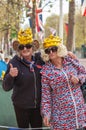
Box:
[9,63,18,77]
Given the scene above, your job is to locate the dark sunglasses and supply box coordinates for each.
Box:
[18,44,32,50]
[45,46,58,54]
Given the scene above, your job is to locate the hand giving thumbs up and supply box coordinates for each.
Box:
[9,63,18,77]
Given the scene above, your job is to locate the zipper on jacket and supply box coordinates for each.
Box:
[20,60,37,108]
[62,70,79,129]
[33,71,37,108]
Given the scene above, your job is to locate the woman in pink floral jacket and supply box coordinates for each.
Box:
[40,35,86,130]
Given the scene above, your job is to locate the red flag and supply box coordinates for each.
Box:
[83,7,86,16]
[81,0,86,16]
[64,23,68,35]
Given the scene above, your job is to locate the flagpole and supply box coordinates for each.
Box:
[59,0,63,44]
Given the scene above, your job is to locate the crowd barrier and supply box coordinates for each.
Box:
[0,126,50,130]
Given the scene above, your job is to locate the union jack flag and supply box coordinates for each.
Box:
[36,7,44,32]
[27,0,44,32]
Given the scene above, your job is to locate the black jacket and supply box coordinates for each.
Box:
[2,55,44,109]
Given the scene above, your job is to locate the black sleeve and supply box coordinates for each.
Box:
[2,63,15,91]
[35,52,45,66]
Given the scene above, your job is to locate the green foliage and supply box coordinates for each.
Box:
[10,28,18,39]
[75,13,86,48]
[0,0,25,37]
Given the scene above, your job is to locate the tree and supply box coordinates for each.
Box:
[75,13,86,48]
[66,0,75,51]
[0,0,24,54]
[32,0,36,38]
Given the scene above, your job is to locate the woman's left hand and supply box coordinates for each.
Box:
[68,51,77,59]
[70,75,79,85]
[43,116,51,127]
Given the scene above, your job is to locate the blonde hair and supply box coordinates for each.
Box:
[57,44,68,57]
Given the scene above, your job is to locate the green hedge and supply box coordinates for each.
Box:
[0,80,17,127]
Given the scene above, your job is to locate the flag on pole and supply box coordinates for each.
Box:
[64,23,68,35]
[35,0,44,32]
[48,27,56,36]
[36,8,44,32]
[27,0,44,32]
[28,17,32,27]
[81,0,84,5]
[38,31,45,42]
[81,0,86,16]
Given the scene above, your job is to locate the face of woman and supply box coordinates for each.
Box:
[44,46,58,60]
[18,44,33,59]
[49,51,58,60]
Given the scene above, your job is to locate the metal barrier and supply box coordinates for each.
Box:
[0,126,50,130]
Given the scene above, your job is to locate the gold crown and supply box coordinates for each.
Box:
[18,28,33,45]
[43,35,62,49]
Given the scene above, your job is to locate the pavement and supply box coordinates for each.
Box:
[79,58,86,69]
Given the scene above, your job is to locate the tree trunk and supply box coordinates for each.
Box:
[32,0,36,38]
[4,30,9,54]
[66,0,75,51]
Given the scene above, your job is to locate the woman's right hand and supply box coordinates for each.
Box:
[43,116,51,127]
[70,74,79,85]
[9,63,18,77]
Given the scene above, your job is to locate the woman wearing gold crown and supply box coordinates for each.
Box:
[40,35,86,130]
[2,28,44,129]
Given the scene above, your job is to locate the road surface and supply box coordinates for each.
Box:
[79,58,86,69]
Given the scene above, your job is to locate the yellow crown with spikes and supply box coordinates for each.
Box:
[43,35,62,49]
[18,28,33,45]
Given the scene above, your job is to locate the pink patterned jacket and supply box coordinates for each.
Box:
[40,56,86,130]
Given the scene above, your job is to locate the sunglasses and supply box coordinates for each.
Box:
[18,44,32,50]
[45,46,58,54]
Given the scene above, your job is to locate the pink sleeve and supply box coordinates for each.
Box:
[66,56,86,84]
[41,69,52,119]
